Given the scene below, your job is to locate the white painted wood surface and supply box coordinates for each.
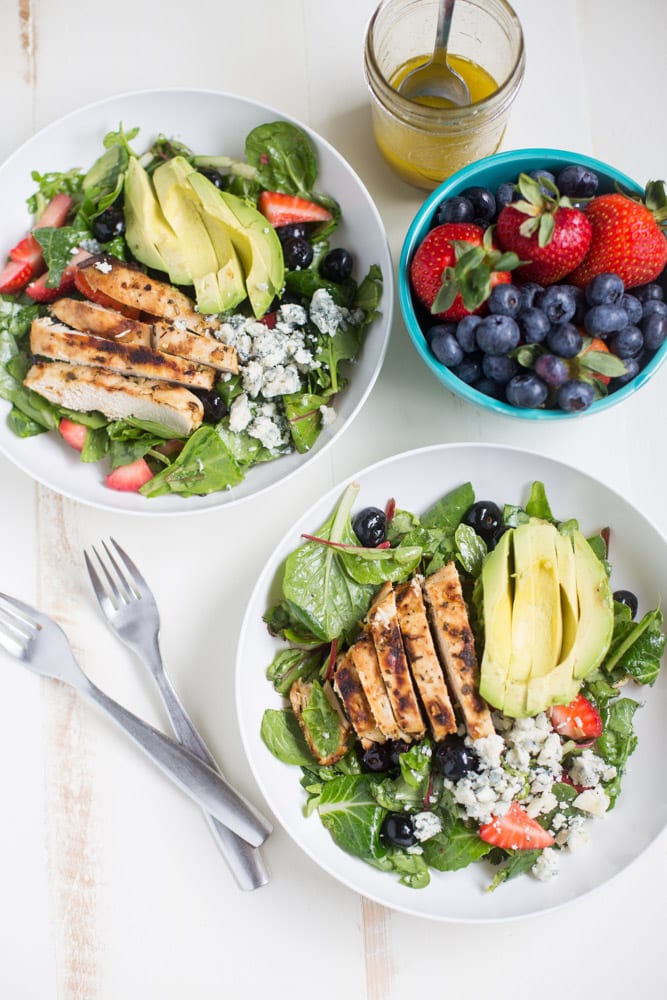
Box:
[0,0,666,996]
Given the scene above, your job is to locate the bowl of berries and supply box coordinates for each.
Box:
[398,148,667,417]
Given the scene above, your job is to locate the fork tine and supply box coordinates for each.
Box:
[0,603,34,644]
[0,592,44,629]
[108,537,150,595]
[84,549,118,615]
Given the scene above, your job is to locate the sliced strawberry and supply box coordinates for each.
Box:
[550,693,603,740]
[74,267,141,319]
[105,458,154,492]
[478,801,555,850]
[26,249,92,303]
[259,310,278,329]
[9,234,43,267]
[258,191,333,228]
[59,418,87,452]
[34,192,72,229]
[0,259,33,294]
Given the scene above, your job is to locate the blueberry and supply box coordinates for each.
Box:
[620,293,643,325]
[433,737,481,780]
[320,248,353,282]
[435,195,475,224]
[425,321,457,345]
[460,186,496,222]
[430,328,464,367]
[609,325,643,358]
[505,373,549,408]
[380,812,417,848]
[642,312,667,350]
[608,357,640,389]
[360,744,394,773]
[496,182,518,212]
[455,314,482,353]
[613,589,639,619]
[387,740,412,767]
[474,376,504,399]
[197,167,227,189]
[556,379,596,412]
[475,314,520,354]
[634,283,664,303]
[482,353,520,384]
[537,284,577,323]
[191,389,227,423]
[534,353,570,387]
[452,356,482,384]
[584,303,629,336]
[282,236,314,270]
[352,507,386,547]
[519,282,544,310]
[462,500,504,544]
[92,200,125,242]
[555,164,599,199]
[276,222,311,242]
[641,299,667,319]
[518,307,550,343]
[488,283,521,317]
[546,322,583,358]
[527,169,556,196]
[585,273,625,306]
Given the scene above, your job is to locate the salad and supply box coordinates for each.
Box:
[260,479,664,891]
[0,121,383,498]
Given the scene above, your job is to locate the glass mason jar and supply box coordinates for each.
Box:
[364,0,525,190]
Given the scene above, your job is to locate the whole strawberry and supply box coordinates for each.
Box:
[567,181,667,289]
[495,173,592,285]
[409,223,518,321]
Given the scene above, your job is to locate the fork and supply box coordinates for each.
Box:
[0,592,270,849]
[84,539,270,891]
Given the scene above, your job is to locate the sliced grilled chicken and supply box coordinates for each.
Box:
[348,634,405,741]
[289,678,351,766]
[30,317,216,390]
[421,563,494,740]
[332,650,385,747]
[50,297,152,347]
[24,361,204,436]
[394,576,457,741]
[77,256,220,336]
[152,320,238,374]
[366,582,426,740]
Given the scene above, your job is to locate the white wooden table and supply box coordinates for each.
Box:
[1,1,666,996]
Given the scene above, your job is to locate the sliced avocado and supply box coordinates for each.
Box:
[478,528,513,711]
[571,529,614,679]
[508,520,562,683]
[196,207,247,313]
[123,157,184,278]
[187,172,284,318]
[152,156,219,282]
[555,529,579,661]
[525,528,613,715]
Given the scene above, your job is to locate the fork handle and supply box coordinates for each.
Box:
[153,668,269,891]
[83,680,272,848]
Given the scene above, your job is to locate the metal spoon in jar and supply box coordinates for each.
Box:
[398,0,471,106]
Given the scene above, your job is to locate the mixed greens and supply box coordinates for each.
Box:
[0,121,383,498]
[260,480,664,891]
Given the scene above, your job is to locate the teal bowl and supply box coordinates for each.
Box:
[398,147,667,420]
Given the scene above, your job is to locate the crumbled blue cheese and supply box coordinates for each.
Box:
[413,811,442,842]
[94,259,113,274]
[309,288,344,336]
[246,402,288,451]
[532,849,559,882]
[573,786,610,817]
[569,750,617,789]
[229,393,252,433]
[319,404,336,427]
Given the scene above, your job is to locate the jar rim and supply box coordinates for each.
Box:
[364,0,526,129]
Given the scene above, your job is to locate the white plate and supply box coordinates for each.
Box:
[0,89,392,515]
[236,443,667,922]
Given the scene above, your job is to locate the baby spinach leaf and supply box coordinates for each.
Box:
[266,647,325,697]
[284,392,330,454]
[34,226,91,285]
[421,821,491,872]
[369,774,427,812]
[421,481,474,531]
[485,848,542,891]
[140,426,244,497]
[595,697,640,808]
[455,522,487,577]
[398,739,433,790]
[245,121,318,196]
[385,850,431,889]
[260,709,315,767]
[301,680,347,762]
[317,775,387,861]
[525,480,554,521]
[603,606,664,686]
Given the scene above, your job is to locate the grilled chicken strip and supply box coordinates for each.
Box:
[50,298,152,348]
[366,582,426,740]
[289,678,351,766]
[152,320,238,374]
[422,563,494,740]
[24,361,204,436]
[348,634,405,741]
[332,650,385,747]
[77,256,220,336]
[394,576,457,741]
[30,317,216,390]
